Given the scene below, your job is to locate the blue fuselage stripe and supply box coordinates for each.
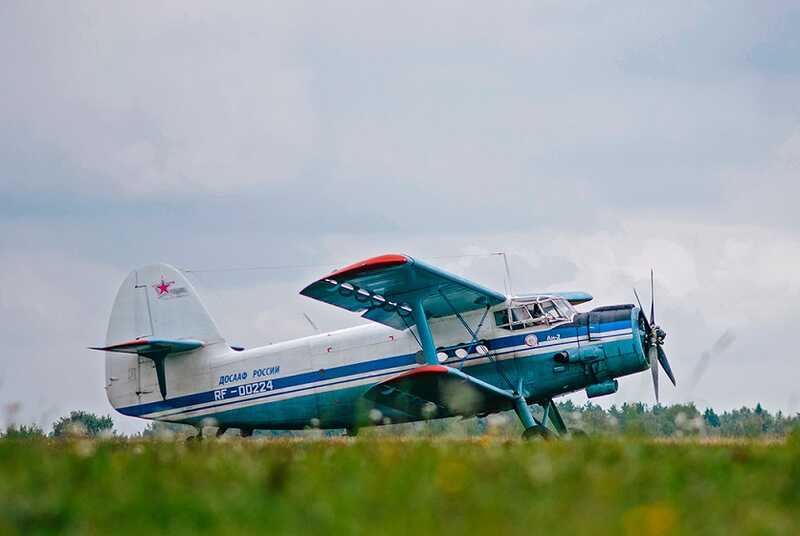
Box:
[119,318,632,418]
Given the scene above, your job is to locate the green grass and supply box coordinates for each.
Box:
[2,436,800,535]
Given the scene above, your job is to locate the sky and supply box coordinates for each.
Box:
[1,1,799,434]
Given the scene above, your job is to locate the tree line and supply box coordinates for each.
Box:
[2,402,799,439]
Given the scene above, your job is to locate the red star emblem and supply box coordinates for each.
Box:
[153,278,175,296]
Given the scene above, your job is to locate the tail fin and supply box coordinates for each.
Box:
[101,263,224,403]
[106,263,224,347]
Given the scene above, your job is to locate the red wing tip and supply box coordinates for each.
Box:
[327,254,410,280]
[392,364,450,378]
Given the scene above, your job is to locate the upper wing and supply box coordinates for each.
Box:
[363,365,516,419]
[300,254,506,330]
[516,291,593,305]
[549,291,593,305]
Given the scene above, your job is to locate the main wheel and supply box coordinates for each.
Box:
[522,426,553,440]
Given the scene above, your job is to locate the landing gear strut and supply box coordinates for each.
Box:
[514,397,568,440]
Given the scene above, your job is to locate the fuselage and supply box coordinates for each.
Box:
[107,300,649,430]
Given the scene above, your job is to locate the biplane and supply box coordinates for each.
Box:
[93,254,674,438]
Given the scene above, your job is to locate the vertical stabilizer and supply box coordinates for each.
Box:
[106,263,224,346]
[102,263,225,406]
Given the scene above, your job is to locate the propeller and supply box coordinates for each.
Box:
[634,270,675,403]
[688,330,736,391]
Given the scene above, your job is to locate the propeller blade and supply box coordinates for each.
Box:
[649,345,659,403]
[650,268,655,325]
[633,287,645,317]
[657,345,676,386]
[688,330,736,391]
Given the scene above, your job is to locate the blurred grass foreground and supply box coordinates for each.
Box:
[2,436,800,535]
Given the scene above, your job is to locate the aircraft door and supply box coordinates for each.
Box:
[309,333,355,423]
[588,310,605,342]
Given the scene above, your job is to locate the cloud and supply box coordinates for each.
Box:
[2,1,798,229]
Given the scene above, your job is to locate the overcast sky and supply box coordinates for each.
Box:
[2,1,799,434]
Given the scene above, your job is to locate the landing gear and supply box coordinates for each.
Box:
[239,428,254,438]
[514,396,549,440]
[187,425,204,442]
[514,396,570,440]
[522,426,553,440]
[215,427,228,438]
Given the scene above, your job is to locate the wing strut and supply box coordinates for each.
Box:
[411,297,438,365]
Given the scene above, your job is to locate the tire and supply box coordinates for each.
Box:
[522,426,553,440]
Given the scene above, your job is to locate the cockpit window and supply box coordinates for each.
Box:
[541,300,559,319]
[511,306,532,323]
[495,297,575,331]
[526,303,549,324]
[495,306,533,331]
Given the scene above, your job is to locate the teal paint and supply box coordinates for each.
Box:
[586,380,619,398]
[412,297,438,366]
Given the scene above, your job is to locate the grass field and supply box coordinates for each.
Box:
[2,435,800,535]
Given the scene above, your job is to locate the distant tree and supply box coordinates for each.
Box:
[718,407,767,438]
[3,424,45,439]
[578,402,615,434]
[51,411,115,438]
[703,408,721,428]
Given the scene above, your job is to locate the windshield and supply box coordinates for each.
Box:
[554,298,574,318]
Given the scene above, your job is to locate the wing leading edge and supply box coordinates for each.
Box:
[300,254,506,330]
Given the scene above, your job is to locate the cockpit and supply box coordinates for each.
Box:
[494,296,576,331]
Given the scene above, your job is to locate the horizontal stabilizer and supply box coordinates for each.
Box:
[90,338,205,356]
[364,365,516,420]
[91,338,204,400]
